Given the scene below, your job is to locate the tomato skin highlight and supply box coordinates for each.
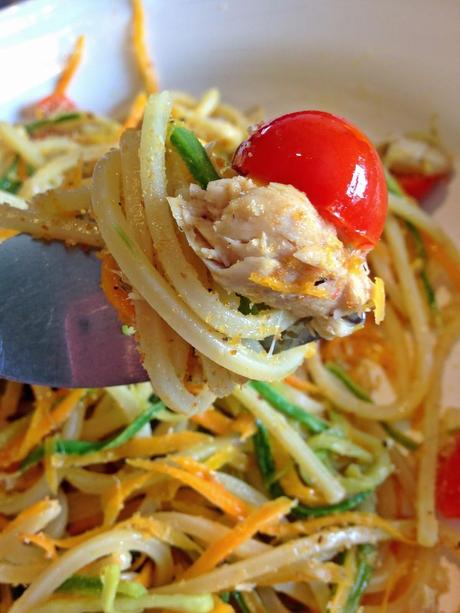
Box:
[436,435,460,518]
[233,110,387,249]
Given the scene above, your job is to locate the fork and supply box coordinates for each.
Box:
[0,235,147,387]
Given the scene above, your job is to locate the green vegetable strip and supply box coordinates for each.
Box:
[25,112,82,134]
[343,544,376,613]
[324,363,372,402]
[237,295,268,315]
[231,591,252,613]
[238,295,253,315]
[380,422,419,451]
[220,592,231,604]
[57,574,146,598]
[0,158,21,194]
[116,580,147,598]
[405,221,426,258]
[22,400,164,470]
[252,420,284,497]
[420,269,437,311]
[385,168,405,197]
[386,169,437,311]
[102,400,160,450]
[57,575,102,593]
[291,490,372,519]
[326,362,419,452]
[252,420,371,518]
[169,125,220,189]
[250,381,329,433]
[406,221,437,311]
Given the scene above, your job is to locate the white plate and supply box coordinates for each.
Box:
[1,0,459,609]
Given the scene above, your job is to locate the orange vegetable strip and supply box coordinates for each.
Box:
[0,390,84,467]
[123,91,148,129]
[19,389,86,459]
[209,597,235,613]
[284,375,320,395]
[232,412,256,439]
[280,466,323,506]
[103,473,151,526]
[54,35,85,96]
[132,0,158,93]
[21,531,57,559]
[183,497,293,579]
[191,408,234,435]
[101,253,135,325]
[129,457,250,519]
[136,559,154,588]
[0,229,18,241]
[58,431,210,467]
[4,499,53,533]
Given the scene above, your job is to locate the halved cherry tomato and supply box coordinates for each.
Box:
[436,435,460,518]
[233,111,387,249]
[392,171,448,202]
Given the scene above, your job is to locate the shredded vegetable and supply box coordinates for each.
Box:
[250,381,328,433]
[21,399,163,470]
[169,125,220,188]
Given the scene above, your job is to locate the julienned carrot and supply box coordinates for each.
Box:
[129,457,250,519]
[19,389,86,460]
[22,532,57,559]
[204,446,245,472]
[136,560,154,589]
[123,91,148,129]
[210,597,234,613]
[0,390,86,468]
[232,412,257,439]
[101,253,135,325]
[284,375,320,395]
[183,497,293,579]
[4,499,54,533]
[132,0,158,94]
[54,36,85,97]
[0,229,18,241]
[113,432,209,458]
[191,408,234,435]
[103,472,151,526]
[280,466,323,506]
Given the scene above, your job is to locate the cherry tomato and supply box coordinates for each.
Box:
[33,93,76,118]
[436,435,460,518]
[233,111,387,249]
[393,171,448,202]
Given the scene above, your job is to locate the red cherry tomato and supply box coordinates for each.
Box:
[393,171,448,202]
[33,93,76,118]
[436,435,460,518]
[233,111,387,249]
